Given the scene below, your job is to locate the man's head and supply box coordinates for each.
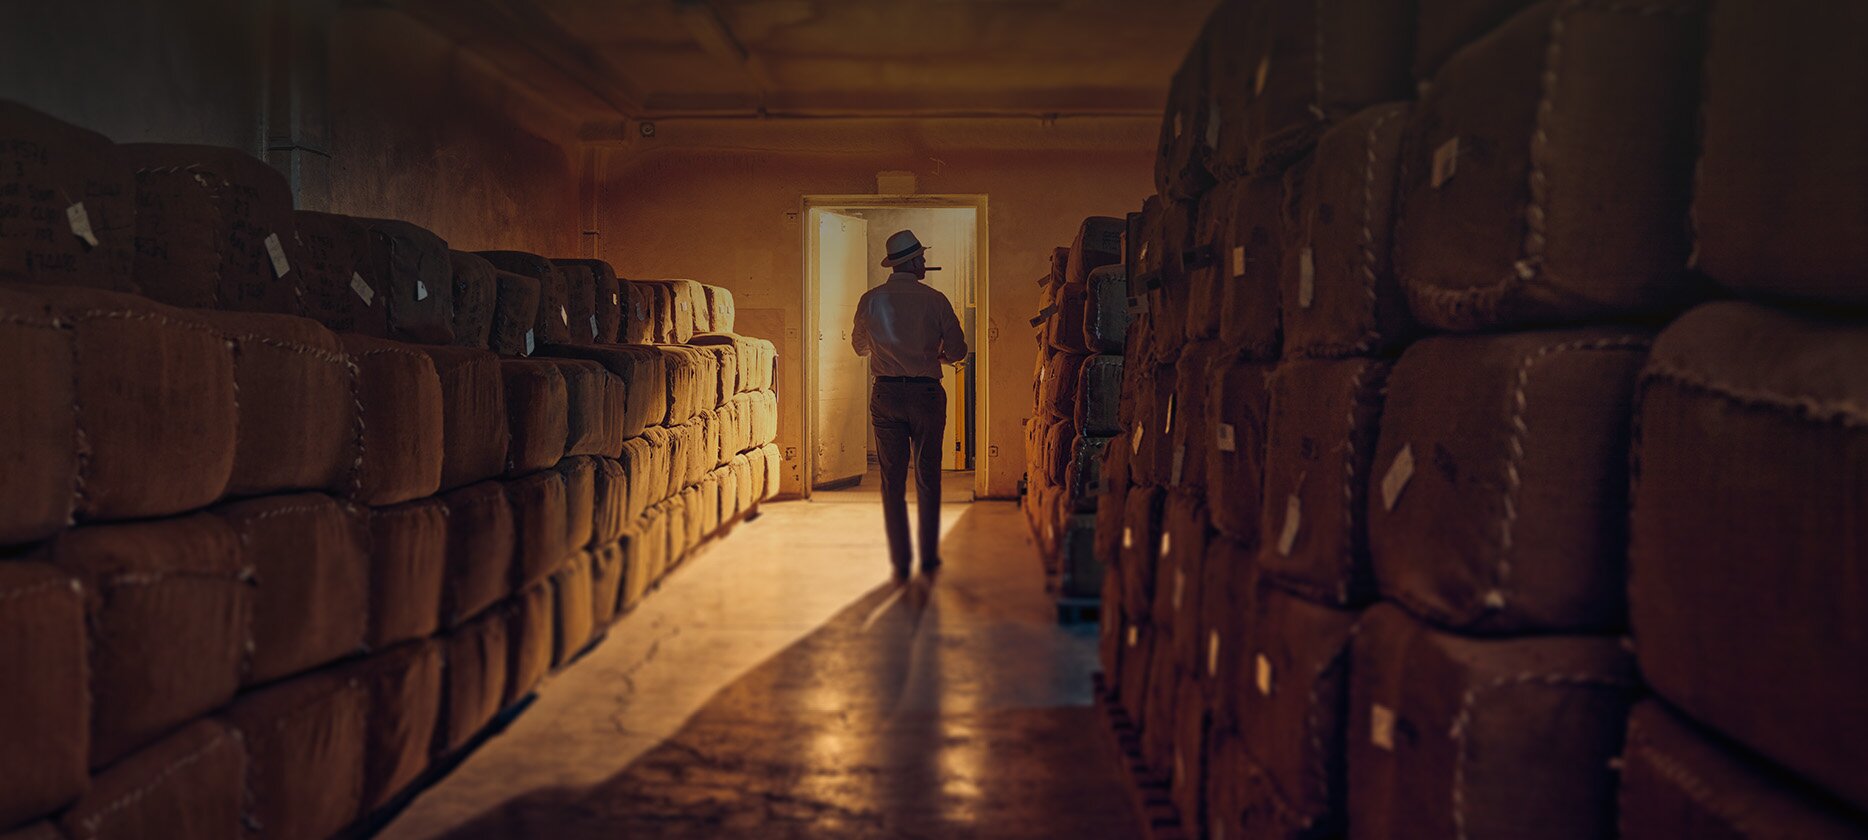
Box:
[881,229,930,278]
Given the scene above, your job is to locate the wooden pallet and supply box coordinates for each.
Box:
[1092,672,1190,840]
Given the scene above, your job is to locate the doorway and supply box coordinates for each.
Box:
[803,195,989,500]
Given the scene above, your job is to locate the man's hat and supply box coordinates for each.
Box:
[881,229,930,268]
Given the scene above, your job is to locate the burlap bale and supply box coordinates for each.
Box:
[1620,701,1868,840]
[1119,486,1168,628]
[1205,356,1274,545]
[295,211,390,338]
[477,251,571,346]
[618,526,653,613]
[1092,439,1133,592]
[1233,583,1358,837]
[0,563,88,827]
[348,639,442,811]
[1205,0,1259,180]
[58,719,244,840]
[1693,0,1868,308]
[1098,564,1126,693]
[1170,341,1227,492]
[1160,494,1214,708]
[1393,0,1708,332]
[548,359,612,458]
[760,443,783,500]
[1043,419,1078,486]
[1198,536,1261,737]
[553,259,623,343]
[750,390,779,448]
[651,345,707,427]
[45,516,244,769]
[557,456,597,553]
[1039,351,1087,420]
[591,457,629,548]
[547,259,602,345]
[1083,265,1131,355]
[1284,103,1417,359]
[702,283,736,334]
[498,359,569,476]
[696,345,738,408]
[1157,38,1216,201]
[1172,675,1212,837]
[440,482,513,629]
[352,218,454,345]
[1631,301,1868,812]
[1414,0,1542,81]
[1042,283,1088,357]
[732,453,756,517]
[27,285,238,522]
[193,311,357,498]
[591,544,625,628]
[0,286,77,545]
[1185,184,1229,342]
[621,281,662,345]
[1347,604,1638,840]
[1205,727,1264,840]
[1217,173,1292,361]
[1241,0,1414,174]
[1117,620,1157,743]
[1370,328,1649,636]
[1129,362,1178,487]
[506,471,569,589]
[506,581,554,704]
[366,498,447,650]
[447,251,497,350]
[549,554,596,669]
[489,270,540,357]
[1259,358,1390,606]
[439,610,507,755]
[1145,198,1199,363]
[539,343,670,438]
[1065,435,1113,513]
[121,143,301,314]
[421,346,510,492]
[617,436,657,523]
[698,476,724,541]
[634,279,706,344]
[0,102,135,293]
[216,493,368,687]
[222,670,368,840]
[342,334,445,506]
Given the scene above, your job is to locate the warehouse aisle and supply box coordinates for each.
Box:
[381,473,1141,840]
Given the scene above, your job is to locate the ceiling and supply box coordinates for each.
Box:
[390,0,1217,123]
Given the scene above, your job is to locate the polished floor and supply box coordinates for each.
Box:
[380,471,1143,839]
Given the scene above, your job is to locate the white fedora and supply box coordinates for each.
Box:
[880,229,930,268]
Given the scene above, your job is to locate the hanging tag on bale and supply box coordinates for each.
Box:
[1127,625,1139,648]
[1371,703,1397,751]
[1256,654,1274,696]
[1122,526,1134,549]
[1131,425,1145,454]
[1208,631,1221,677]
[1254,55,1271,96]
[590,314,599,339]
[1232,245,1246,279]
[1217,423,1237,453]
[416,280,430,301]
[1172,570,1185,611]
[66,203,99,247]
[351,272,375,306]
[1277,493,1302,556]
[524,329,535,356]
[1298,247,1316,308]
[264,233,291,277]
[1160,532,1173,558]
[1382,444,1416,512]
[560,305,569,325]
[1432,138,1460,189]
[1171,446,1186,486]
[1164,393,1177,434]
[612,292,621,306]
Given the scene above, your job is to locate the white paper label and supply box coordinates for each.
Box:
[560,305,570,325]
[1132,424,1145,454]
[1207,631,1221,677]
[1256,654,1274,696]
[1277,494,1302,556]
[1164,394,1177,435]
[1123,527,1134,549]
[350,272,375,305]
[1160,532,1172,558]
[612,292,621,306]
[1371,703,1397,751]
[66,203,98,247]
[1217,423,1238,453]
[1298,247,1316,309]
[1382,444,1416,512]
[264,233,291,277]
[1231,245,1246,278]
[1432,138,1460,189]
[1171,446,1186,486]
[590,314,600,338]
[524,329,536,356]
[1172,570,1185,611]
[1254,55,1271,95]
[1127,625,1139,648]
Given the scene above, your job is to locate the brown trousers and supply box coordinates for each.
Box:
[870,379,946,573]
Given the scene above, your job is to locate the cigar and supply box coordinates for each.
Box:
[925,266,943,271]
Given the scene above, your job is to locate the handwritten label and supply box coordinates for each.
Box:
[350,273,375,305]
[66,203,98,247]
[264,233,291,277]
[1277,494,1302,556]
[1382,444,1416,512]
[1432,138,1460,189]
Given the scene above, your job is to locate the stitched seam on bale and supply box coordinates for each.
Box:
[217,331,349,367]
[1312,0,1327,121]
[1353,109,1403,354]
[1642,362,1868,428]
[1337,364,1377,603]
[1492,337,1652,612]
[103,572,249,588]
[1300,643,1349,815]
[344,356,368,499]
[236,501,334,523]
[1622,724,1759,834]
[0,578,79,603]
[1450,672,1637,840]
[73,729,235,838]
[65,320,90,523]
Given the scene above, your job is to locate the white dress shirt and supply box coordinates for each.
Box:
[852,273,969,379]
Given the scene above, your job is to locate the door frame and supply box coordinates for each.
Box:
[800,194,991,502]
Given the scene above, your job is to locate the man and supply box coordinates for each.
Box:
[852,229,969,584]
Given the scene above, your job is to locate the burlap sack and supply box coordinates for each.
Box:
[1049,246,1070,288]
[1198,536,1261,735]
[650,344,710,426]
[634,279,706,344]
[199,310,356,498]
[507,471,569,589]
[498,359,569,476]
[1284,103,1417,359]
[59,720,243,840]
[1169,341,1227,492]
[590,543,625,629]
[45,515,245,770]
[1120,486,1168,626]
[548,258,603,345]
[1129,361,1178,487]
[296,211,390,338]
[1217,173,1289,361]
[0,101,136,293]
[217,493,369,688]
[1694,0,1868,308]
[122,143,302,314]
[1099,563,1127,690]
[1185,184,1229,342]
[1205,727,1260,840]
[422,346,510,492]
[1068,216,1125,288]
[506,581,554,704]
[440,481,514,629]
[1041,351,1088,421]
[1171,675,1209,836]
[617,436,658,523]
[1205,355,1274,545]
[558,456,597,552]
[760,443,783,500]
[342,334,444,506]
[1620,701,1868,840]
[489,269,540,357]
[538,343,670,439]
[1259,358,1390,606]
[348,639,443,811]
[1046,282,1090,355]
[0,562,87,827]
[478,251,571,346]
[0,286,77,545]
[1065,435,1112,513]
[553,259,623,343]
[1235,584,1359,837]
[1143,492,1201,774]
[1631,301,1868,812]
[1393,0,1707,331]
[439,609,508,754]
[1413,0,1543,81]
[448,250,498,349]
[355,217,455,345]
[617,525,653,613]
[1043,419,1078,486]
[366,498,447,650]
[549,553,596,669]
[1241,0,1414,175]
[591,457,629,548]
[750,389,779,447]
[549,358,612,458]
[221,669,369,840]
[1370,328,1649,636]
[1146,198,1199,363]
[1083,265,1131,354]
[1056,514,1099,601]
[1092,434,1133,574]
[622,280,663,345]
[1157,39,1216,202]
[1347,604,1638,840]
[702,283,736,334]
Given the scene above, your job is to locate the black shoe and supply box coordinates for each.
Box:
[891,568,911,587]
[919,562,942,581]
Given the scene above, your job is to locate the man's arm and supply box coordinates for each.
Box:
[938,297,968,363]
[851,299,872,357]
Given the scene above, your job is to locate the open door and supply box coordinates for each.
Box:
[813,210,871,489]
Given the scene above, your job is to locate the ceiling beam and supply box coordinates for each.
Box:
[390,0,644,117]
[673,0,777,97]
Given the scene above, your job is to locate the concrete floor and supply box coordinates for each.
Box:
[380,471,1143,840]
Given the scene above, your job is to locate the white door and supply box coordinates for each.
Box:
[814,211,872,488]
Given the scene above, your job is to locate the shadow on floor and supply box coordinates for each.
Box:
[423,505,1141,840]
